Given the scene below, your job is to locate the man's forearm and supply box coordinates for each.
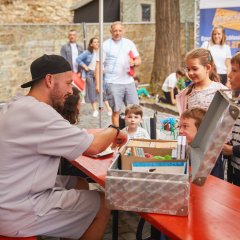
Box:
[83,127,126,155]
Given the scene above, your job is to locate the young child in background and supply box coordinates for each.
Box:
[134,76,152,99]
[176,48,228,115]
[122,104,150,139]
[59,86,89,190]
[160,69,186,105]
[179,107,224,179]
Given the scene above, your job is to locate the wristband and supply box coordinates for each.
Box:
[108,124,120,137]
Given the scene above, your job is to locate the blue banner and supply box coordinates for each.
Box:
[200,6,240,55]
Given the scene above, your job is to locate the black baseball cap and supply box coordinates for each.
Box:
[21,54,72,88]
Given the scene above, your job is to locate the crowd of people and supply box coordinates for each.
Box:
[0,21,240,239]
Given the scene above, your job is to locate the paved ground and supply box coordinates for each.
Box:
[77,100,177,240]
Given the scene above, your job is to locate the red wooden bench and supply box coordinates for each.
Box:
[0,237,37,240]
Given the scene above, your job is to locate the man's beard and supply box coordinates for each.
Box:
[51,89,65,114]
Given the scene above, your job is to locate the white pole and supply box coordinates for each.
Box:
[99,0,103,128]
[194,0,200,48]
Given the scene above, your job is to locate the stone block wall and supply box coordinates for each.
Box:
[0,22,194,101]
[0,0,195,101]
[0,0,73,24]
[121,0,155,23]
[0,23,155,101]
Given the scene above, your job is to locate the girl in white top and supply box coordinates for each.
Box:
[176,48,228,115]
[201,26,232,86]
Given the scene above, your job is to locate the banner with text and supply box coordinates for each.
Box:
[199,0,240,55]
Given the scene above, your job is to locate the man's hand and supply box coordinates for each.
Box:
[129,58,135,67]
[96,85,100,93]
[111,130,128,149]
[222,143,233,156]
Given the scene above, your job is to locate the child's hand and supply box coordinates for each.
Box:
[222,143,233,155]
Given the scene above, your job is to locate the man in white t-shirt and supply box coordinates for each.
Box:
[60,29,83,73]
[102,22,141,126]
[0,54,127,239]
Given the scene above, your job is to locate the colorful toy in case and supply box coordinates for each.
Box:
[160,117,178,139]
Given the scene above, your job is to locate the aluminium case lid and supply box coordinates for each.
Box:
[190,90,239,186]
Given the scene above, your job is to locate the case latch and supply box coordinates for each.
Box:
[192,177,207,186]
[229,105,239,120]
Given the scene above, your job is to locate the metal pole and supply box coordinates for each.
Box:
[194,0,200,48]
[99,0,103,128]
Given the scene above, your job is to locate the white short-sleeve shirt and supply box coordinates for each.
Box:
[162,73,178,92]
[0,94,93,231]
[103,38,139,84]
[201,41,232,74]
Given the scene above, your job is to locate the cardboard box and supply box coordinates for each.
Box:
[105,91,240,216]
[132,161,187,174]
[120,139,177,170]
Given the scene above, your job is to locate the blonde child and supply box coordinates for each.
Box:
[176,48,228,115]
[123,104,150,139]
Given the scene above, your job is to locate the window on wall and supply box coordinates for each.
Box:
[141,4,151,22]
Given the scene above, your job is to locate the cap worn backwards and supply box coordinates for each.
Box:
[21,54,72,88]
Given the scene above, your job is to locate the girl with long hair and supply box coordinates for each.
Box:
[176,48,228,115]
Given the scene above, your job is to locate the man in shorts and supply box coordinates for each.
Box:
[0,54,127,239]
[103,21,141,126]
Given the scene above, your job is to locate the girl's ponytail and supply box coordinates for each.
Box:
[208,51,220,82]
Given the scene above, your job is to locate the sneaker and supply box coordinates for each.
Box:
[107,111,112,116]
[92,110,99,117]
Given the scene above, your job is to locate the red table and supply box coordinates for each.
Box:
[73,150,240,240]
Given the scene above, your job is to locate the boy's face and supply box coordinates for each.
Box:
[125,113,142,128]
[179,117,198,144]
[229,62,240,90]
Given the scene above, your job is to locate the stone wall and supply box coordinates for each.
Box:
[0,0,195,101]
[0,23,155,101]
[0,0,74,24]
[0,22,194,101]
[121,0,195,23]
[121,0,155,23]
